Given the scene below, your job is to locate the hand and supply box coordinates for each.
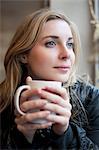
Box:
[14,77,53,143]
[39,86,72,135]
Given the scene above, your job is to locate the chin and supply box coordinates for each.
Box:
[40,74,69,83]
[51,77,69,83]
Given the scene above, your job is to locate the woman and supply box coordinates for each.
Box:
[0,9,99,149]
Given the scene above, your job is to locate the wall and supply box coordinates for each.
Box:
[0,0,48,82]
[50,0,94,82]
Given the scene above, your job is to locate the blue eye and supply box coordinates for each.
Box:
[45,41,56,48]
[66,42,74,49]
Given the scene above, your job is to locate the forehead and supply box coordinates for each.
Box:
[40,19,72,38]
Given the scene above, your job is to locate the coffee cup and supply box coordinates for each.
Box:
[14,79,61,124]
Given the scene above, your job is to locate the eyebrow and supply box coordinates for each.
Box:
[42,36,73,41]
[42,35,58,40]
[68,37,73,41]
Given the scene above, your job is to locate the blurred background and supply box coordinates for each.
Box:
[0,0,99,87]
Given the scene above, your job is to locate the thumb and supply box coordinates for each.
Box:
[26,76,32,84]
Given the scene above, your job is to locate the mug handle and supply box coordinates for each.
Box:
[14,85,31,115]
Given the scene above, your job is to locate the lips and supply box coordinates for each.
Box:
[53,65,70,72]
[54,65,70,69]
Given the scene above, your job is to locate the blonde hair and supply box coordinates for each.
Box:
[0,8,81,112]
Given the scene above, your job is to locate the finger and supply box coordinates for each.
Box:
[17,121,52,133]
[20,99,48,113]
[43,102,72,116]
[39,89,70,107]
[15,110,50,124]
[46,114,70,125]
[14,109,21,117]
[44,86,69,100]
[26,76,33,84]
[20,88,41,104]
[20,76,38,103]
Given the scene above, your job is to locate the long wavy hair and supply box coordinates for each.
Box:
[0,8,81,113]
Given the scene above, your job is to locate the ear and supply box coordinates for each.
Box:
[19,55,28,64]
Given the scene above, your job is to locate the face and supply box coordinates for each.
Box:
[25,19,75,83]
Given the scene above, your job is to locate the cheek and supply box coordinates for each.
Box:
[32,50,54,66]
[27,53,51,69]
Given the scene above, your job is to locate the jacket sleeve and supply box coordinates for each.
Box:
[85,84,99,147]
[44,83,99,150]
[63,82,99,150]
[47,122,99,150]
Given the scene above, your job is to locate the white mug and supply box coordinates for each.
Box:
[14,79,61,124]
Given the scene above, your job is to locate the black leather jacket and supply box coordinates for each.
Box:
[0,80,99,150]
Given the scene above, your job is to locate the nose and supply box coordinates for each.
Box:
[58,45,70,60]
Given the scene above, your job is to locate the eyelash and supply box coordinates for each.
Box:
[44,40,74,49]
[66,42,74,49]
[45,41,56,48]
